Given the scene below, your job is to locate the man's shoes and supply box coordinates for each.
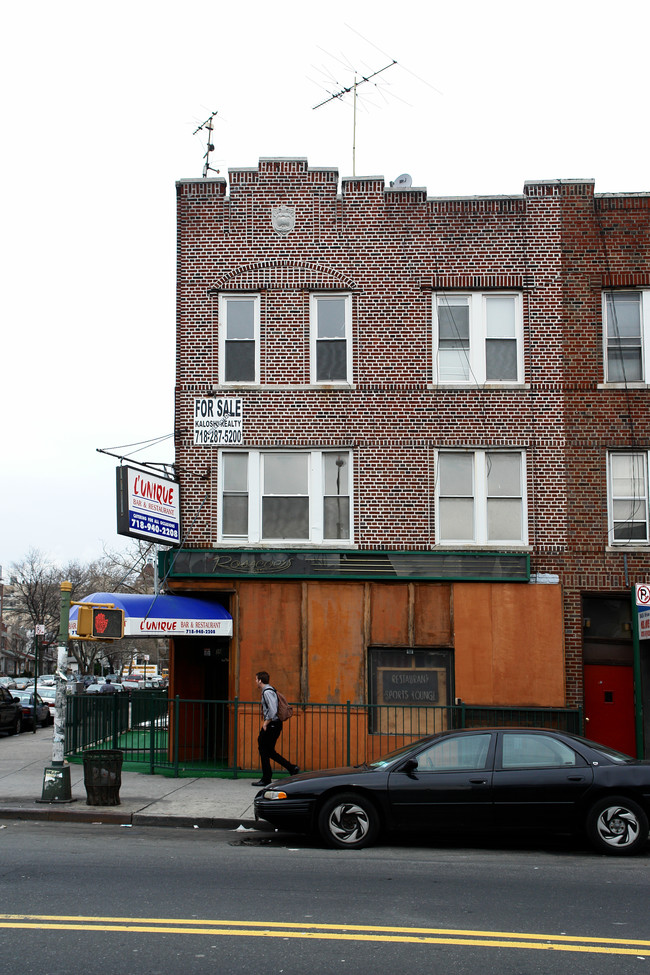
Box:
[251,779,271,787]
[289,765,300,776]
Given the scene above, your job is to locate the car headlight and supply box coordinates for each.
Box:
[263,789,287,800]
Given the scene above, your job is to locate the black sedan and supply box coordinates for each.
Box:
[11,690,52,729]
[254,728,650,856]
[0,685,23,735]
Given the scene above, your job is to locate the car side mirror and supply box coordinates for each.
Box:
[401,758,419,777]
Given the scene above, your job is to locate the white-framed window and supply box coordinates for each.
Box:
[218,294,260,384]
[607,452,649,544]
[436,449,527,545]
[433,292,523,385]
[310,293,352,384]
[603,291,650,383]
[219,449,352,544]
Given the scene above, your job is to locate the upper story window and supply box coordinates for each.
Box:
[219,294,260,384]
[220,449,352,544]
[436,449,527,546]
[310,294,352,384]
[604,291,649,383]
[434,293,523,385]
[608,452,649,545]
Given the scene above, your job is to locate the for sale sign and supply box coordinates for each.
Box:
[194,397,243,446]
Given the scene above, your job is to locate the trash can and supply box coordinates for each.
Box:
[82,749,123,806]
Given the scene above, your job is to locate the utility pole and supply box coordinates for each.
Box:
[39,581,74,802]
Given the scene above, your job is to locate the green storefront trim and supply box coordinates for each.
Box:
[159,548,531,583]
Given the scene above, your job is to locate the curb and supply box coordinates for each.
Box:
[0,804,267,832]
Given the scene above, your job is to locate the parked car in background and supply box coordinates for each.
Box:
[86,680,124,694]
[38,687,57,719]
[0,677,17,690]
[12,690,52,729]
[254,728,650,857]
[0,685,23,735]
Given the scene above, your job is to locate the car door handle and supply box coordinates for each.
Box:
[469,778,488,785]
[567,776,585,781]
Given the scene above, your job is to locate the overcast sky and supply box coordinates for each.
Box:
[1,0,648,573]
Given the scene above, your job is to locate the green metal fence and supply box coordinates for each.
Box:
[65,694,583,777]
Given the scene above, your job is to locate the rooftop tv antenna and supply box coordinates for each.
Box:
[193,111,221,178]
[313,59,397,177]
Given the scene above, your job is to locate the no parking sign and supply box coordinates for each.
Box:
[636,584,650,640]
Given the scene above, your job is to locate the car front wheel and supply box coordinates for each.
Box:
[586,796,649,856]
[317,792,380,850]
[10,716,22,736]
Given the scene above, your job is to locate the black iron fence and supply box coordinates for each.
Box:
[65,694,583,777]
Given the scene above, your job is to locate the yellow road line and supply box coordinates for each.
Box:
[0,915,647,957]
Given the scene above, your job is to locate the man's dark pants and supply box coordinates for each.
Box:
[258,720,293,782]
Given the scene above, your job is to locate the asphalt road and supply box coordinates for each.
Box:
[1,821,649,974]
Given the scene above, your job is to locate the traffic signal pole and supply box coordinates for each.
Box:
[38,581,74,802]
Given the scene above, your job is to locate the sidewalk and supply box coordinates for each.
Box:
[0,727,271,832]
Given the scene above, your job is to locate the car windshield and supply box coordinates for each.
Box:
[368,739,433,769]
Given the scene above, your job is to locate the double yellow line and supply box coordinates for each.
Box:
[0,915,648,956]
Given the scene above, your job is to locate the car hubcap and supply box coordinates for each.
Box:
[596,805,640,848]
[328,802,370,844]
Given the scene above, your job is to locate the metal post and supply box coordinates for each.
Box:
[173,695,180,777]
[32,631,39,734]
[149,693,156,775]
[39,581,74,802]
[232,697,238,779]
[631,586,645,758]
[112,691,119,749]
[346,701,351,767]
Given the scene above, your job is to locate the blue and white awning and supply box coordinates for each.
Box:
[68,593,232,638]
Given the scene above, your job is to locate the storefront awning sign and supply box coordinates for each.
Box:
[68,593,232,639]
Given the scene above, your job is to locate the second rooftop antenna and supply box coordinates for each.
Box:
[313,60,397,177]
[193,111,220,178]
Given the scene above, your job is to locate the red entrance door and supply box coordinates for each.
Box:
[583,664,636,756]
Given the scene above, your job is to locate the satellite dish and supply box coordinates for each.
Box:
[391,173,412,188]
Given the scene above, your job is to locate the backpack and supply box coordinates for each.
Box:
[266,685,293,721]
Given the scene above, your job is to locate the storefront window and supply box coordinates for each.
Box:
[367,647,454,735]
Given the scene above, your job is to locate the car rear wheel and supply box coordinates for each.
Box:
[586,796,649,856]
[317,792,380,850]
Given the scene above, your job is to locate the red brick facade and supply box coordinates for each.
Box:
[173,159,650,754]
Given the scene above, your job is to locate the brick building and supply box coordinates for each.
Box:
[165,159,650,765]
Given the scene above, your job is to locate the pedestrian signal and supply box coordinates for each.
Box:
[76,605,124,640]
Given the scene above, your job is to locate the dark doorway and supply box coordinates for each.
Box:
[172,636,230,764]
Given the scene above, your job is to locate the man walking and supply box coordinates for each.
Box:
[252,671,299,786]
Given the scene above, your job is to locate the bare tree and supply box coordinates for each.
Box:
[8,542,166,675]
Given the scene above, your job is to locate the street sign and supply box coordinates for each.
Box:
[636,584,650,606]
